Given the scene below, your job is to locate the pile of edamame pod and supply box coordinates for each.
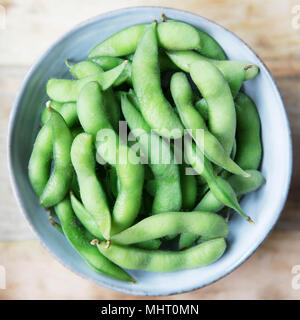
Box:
[28,15,265,282]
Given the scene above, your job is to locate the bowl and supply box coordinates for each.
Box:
[7,6,292,296]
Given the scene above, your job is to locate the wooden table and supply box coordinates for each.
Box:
[0,0,299,300]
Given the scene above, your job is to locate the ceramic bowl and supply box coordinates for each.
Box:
[8,6,292,296]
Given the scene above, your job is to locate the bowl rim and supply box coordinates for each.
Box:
[7,6,293,296]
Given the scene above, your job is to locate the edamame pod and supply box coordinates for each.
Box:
[71,133,111,239]
[235,92,262,170]
[185,140,253,222]
[112,211,228,244]
[170,72,249,177]
[55,197,133,282]
[77,81,113,135]
[40,109,73,207]
[190,60,236,155]
[157,20,201,50]
[167,51,258,97]
[70,192,103,239]
[67,60,102,79]
[95,238,226,272]
[194,170,265,212]
[121,93,182,213]
[46,61,127,102]
[132,23,184,139]
[89,24,148,57]
[28,124,52,197]
[96,130,145,234]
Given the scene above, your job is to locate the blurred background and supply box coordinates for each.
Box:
[0,0,299,299]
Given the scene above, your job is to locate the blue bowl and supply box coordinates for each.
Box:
[7,7,292,296]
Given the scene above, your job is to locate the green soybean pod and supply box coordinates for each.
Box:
[235,92,262,170]
[185,140,253,223]
[157,20,201,50]
[66,60,102,79]
[77,81,113,135]
[166,50,258,98]
[89,24,148,57]
[71,133,111,240]
[55,197,133,282]
[46,61,127,102]
[194,170,265,212]
[95,238,226,272]
[170,72,249,177]
[190,60,236,155]
[112,211,228,244]
[121,93,182,213]
[40,109,73,207]
[167,50,259,88]
[96,130,145,235]
[70,192,103,239]
[28,123,53,197]
[132,23,184,139]
[196,29,226,60]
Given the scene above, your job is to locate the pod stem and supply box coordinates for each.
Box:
[105,240,111,249]
[48,215,63,233]
[90,239,100,246]
[247,217,255,224]
[46,100,51,110]
[244,65,253,71]
[160,13,167,22]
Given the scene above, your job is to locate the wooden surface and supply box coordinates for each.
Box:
[0,0,299,300]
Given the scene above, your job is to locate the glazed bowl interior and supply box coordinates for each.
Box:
[8,7,292,296]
